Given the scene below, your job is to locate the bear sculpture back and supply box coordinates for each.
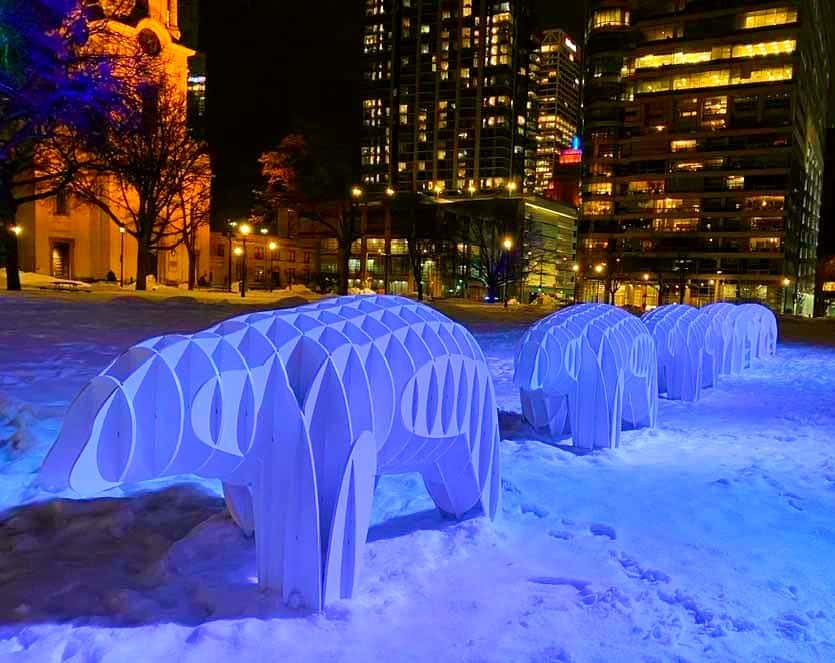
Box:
[641,304,718,401]
[701,302,777,375]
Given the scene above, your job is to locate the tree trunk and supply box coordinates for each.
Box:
[135,241,151,291]
[487,273,499,302]
[338,240,350,295]
[416,271,424,301]
[2,223,22,291]
[187,247,197,291]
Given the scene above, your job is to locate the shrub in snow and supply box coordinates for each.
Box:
[40,295,500,611]
[534,293,557,309]
[641,304,718,401]
[514,303,657,449]
[701,302,777,376]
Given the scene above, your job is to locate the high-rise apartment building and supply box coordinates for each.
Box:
[579,0,831,313]
[528,28,582,195]
[361,0,533,195]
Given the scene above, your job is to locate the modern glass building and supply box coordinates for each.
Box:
[360,0,534,196]
[579,0,832,313]
[527,28,582,195]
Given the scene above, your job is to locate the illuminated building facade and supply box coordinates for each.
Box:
[528,28,582,195]
[815,128,835,317]
[16,0,210,285]
[579,0,832,313]
[361,0,534,196]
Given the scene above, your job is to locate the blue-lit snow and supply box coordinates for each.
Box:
[1,295,834,662]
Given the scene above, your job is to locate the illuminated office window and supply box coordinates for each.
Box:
[637,78,671,93]
[591,8,629,29]
[732,39,796,58]
[582,200,614,216]
[731,65,793,84]
[587,182,613,196]
[673,69,730,90]
[741,7,798,29]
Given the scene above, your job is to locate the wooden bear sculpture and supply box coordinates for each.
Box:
[641,304,718,401]
[701,302,777,376]
[514,303,658,450]
[40,296,501,611]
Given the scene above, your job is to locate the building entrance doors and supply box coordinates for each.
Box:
[50,241,72,280]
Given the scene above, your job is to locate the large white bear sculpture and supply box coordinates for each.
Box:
[701,302,777,375]
[514,303,658,450]
[641,304,717,401]
[40,295,501,611]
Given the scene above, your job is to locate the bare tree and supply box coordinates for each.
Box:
[171,153,211,290]
[70,80,210,290]
[466,215,508,302]
[259,134,357,295]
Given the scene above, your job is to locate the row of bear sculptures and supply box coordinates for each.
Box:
[41,295,777,611]
[514,301,777,449]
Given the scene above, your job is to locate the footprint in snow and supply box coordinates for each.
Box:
[614,552,670,584]
[590,523,616,540]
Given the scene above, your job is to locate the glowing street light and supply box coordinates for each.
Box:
[10,225,22,236]
[506,180,518,197]
[571,263,579,272]
[268,241,278,291]
[503,236,513,251]
[594,264,604,274]
[260,227,269,235]
[351,185,364,199]
[385,186,396,197]
[467,184,477,196]
[642,273,650,281]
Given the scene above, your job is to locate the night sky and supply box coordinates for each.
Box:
[197,1,586,224]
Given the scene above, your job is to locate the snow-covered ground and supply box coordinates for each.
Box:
[0,270,321,305]
[1,295,835,662]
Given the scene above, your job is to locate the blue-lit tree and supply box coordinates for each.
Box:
[0,0,127,290]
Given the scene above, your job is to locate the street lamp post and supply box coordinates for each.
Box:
[503,236,513,308]
[384,186,395,294]
[349,186,364,293]
[238,223,251,298]
[226,221,237,292]
[594,263,604,303]
[119,226,126,287]
[571,263,580,304]
[782,277,790,314]
[268,241,278,292]
[6,225,22,291]
[233,246,244,293]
